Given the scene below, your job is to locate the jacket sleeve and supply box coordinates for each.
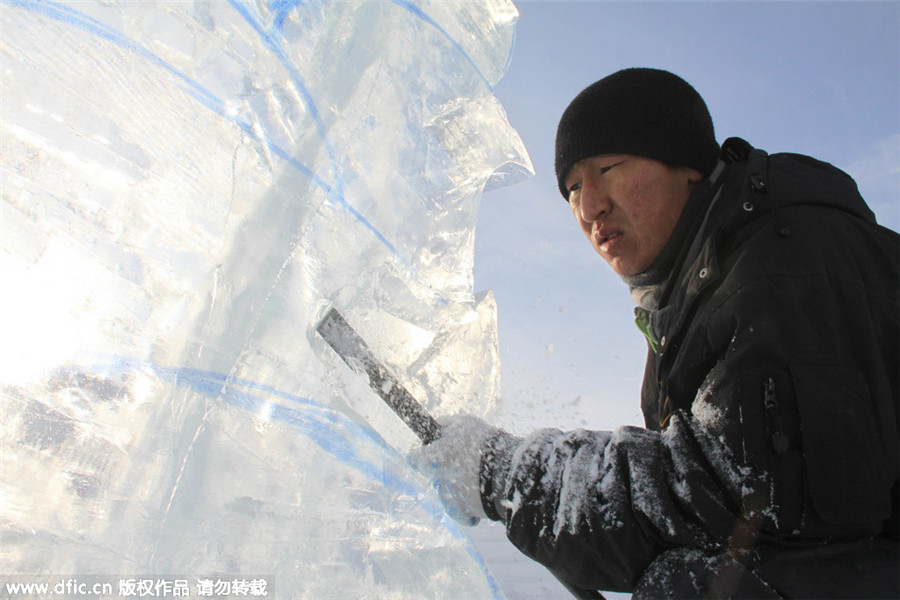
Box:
[479,414,748,592]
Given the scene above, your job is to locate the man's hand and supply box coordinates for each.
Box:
[408,414,500,526]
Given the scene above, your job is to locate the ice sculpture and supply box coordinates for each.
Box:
[0,0,532,596]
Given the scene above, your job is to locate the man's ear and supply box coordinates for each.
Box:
[686,167,704,184]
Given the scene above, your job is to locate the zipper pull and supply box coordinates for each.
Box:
[749,172,768,193]
[764,377,789,455]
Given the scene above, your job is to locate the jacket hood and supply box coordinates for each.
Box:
[648,140,879,366]
[761,150,875,223]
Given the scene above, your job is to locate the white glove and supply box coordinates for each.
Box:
[408,414,500,526]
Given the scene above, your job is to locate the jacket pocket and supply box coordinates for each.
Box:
[791,365,890,524]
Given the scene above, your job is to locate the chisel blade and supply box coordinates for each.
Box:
[316,307,441,444]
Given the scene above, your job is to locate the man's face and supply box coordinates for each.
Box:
[564,155,701,277]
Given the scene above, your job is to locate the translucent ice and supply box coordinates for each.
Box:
[0,0,531,596]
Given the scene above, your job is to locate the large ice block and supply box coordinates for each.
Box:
[0,0,532,596]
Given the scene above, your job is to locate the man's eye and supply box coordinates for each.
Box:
[568,182,582,193]
[600,160,625,174]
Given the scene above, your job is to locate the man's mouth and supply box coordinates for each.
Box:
[596,231,622,248]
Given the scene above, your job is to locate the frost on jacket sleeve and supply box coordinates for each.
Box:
[479,414,749,592]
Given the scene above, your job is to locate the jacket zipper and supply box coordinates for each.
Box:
[764,377,789,455]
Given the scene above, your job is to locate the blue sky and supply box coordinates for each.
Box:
[473,0,899,433]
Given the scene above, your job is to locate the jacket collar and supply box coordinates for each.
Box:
[638,137,876,353]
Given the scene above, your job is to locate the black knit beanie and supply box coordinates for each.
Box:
[555,68,719,199]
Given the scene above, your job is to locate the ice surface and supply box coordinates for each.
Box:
[0,0,532,596]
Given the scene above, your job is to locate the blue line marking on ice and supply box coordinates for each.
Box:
[3,0,397,258]
[102,357,384,444]
[267,0,307,35]
[224,0,399,256]
[225,0,339,168]
[74,358,503,598]
[390,0,494,91]
[502,24,516,82]
[4,0,481,304]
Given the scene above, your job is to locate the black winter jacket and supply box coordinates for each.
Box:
[480,140,899,597]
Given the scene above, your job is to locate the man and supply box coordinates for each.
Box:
[412,68,899,598]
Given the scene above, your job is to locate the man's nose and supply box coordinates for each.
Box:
[579,180,611,223]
